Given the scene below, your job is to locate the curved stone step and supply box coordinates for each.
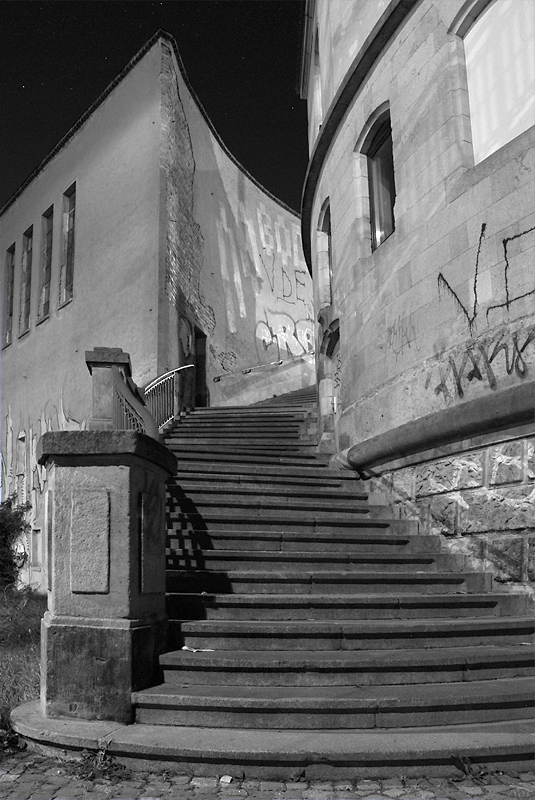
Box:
[165,591,531,620]
[161,645,535,686]
[13,701,535,779]
[179,616,534,651]
[133,676,535,729]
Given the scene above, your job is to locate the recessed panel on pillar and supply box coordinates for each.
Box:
[70,488,110,593]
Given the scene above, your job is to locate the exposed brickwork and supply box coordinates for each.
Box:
[160,41,215,335]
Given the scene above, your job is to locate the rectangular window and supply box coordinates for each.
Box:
[2,245,16,346]
[19,227,33,335]
[38,206,53,320]
[59,183,76,305]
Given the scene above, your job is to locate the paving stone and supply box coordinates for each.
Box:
[170,775,193,785]
[383,790,405,798]
[191,777,219,789]
[259,782,287,791]
[241,780,262,791]
[381,779,405,788]
[333,782,353,791]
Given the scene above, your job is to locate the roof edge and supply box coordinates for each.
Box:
[1,29,301,219]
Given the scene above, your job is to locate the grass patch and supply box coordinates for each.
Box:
[0,586,46,731]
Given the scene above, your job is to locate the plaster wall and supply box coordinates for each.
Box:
[1,45,163,584]
[307,0,535,577]
[159,41,314,408]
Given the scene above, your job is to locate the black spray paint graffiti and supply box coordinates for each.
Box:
[258,252,308,306]
[255,313,314,363]
[438,223,535,332]
[428,325,535,399]
[385,312,421,358]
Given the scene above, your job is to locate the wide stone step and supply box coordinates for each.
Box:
[165,449,325,466]
[168,481,369,502]
[164,549,466,572]
[169,423,304,434]
[166,592,531,620]
[171,461,356,479]
[168,495,376,515]
[178,616,534,651]
[168,510,414,534]
[166,437,317,451]
[133,676,535,729]
[161,645,535,686]
[166,529,435,553]
[165,569,492,594]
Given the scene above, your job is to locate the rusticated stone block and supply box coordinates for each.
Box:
[489,441,525,486]
[527,439,535,480]
[417,494,459,535]
[460,486,535,533]
[391,467,415,500]
[483,535,524,581]
[415,453,483,497]
[528,534,535,581]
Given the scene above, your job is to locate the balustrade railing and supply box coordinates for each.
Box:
[144,365,194,429]
[111,365,159,439]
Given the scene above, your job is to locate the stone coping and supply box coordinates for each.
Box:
[343,380,535,476]
[37,430,176,475]
[11,702,535,780]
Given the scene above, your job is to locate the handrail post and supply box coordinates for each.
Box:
[85,347,132,431]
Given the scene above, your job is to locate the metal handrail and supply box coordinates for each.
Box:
[213,351,315,383]
[112,366,159,440]
[144,365,194,429]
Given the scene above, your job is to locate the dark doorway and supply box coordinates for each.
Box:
[194,327,209,407]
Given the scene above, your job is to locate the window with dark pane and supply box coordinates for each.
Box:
[3,245,16,346]
[60,183,75,305]
[39,206,53,320]
[19,227,33,335]
[367,120,396,250]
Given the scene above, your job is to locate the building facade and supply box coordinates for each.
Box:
[1,32,314,588]
[300,0,535,581]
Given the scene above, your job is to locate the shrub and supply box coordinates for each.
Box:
[0,496,31,589]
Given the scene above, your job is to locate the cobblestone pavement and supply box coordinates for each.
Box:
[1,750,535,800]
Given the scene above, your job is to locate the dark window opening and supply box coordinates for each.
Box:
[367,120,396,250]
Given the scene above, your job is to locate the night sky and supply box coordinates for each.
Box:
[0,0,309,212]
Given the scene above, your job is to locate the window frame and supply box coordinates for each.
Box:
[19,227,33,336]
[2,244,16,347]
[59,183,76,307]
[365,118,396,251]
[38,205,54,322]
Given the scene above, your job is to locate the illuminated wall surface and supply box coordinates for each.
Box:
[304,0,535,578]
[0,35,313,586]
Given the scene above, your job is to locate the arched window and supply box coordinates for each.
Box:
[364,116,396,250]
[462,0,535,163]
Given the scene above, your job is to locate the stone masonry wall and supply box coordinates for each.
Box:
[369,435,535,585]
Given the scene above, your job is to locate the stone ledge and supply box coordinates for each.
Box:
[344,381,535,476]
[37,430,176,475]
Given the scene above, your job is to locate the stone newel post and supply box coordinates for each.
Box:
[37,430,176,723]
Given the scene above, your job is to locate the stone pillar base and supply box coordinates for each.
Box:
[41,612,167,723]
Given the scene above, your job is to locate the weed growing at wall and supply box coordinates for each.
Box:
[0,497,31,589]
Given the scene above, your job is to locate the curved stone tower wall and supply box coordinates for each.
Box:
[302,0,535,582]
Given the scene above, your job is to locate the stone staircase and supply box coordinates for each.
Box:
[131,389,535,778]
